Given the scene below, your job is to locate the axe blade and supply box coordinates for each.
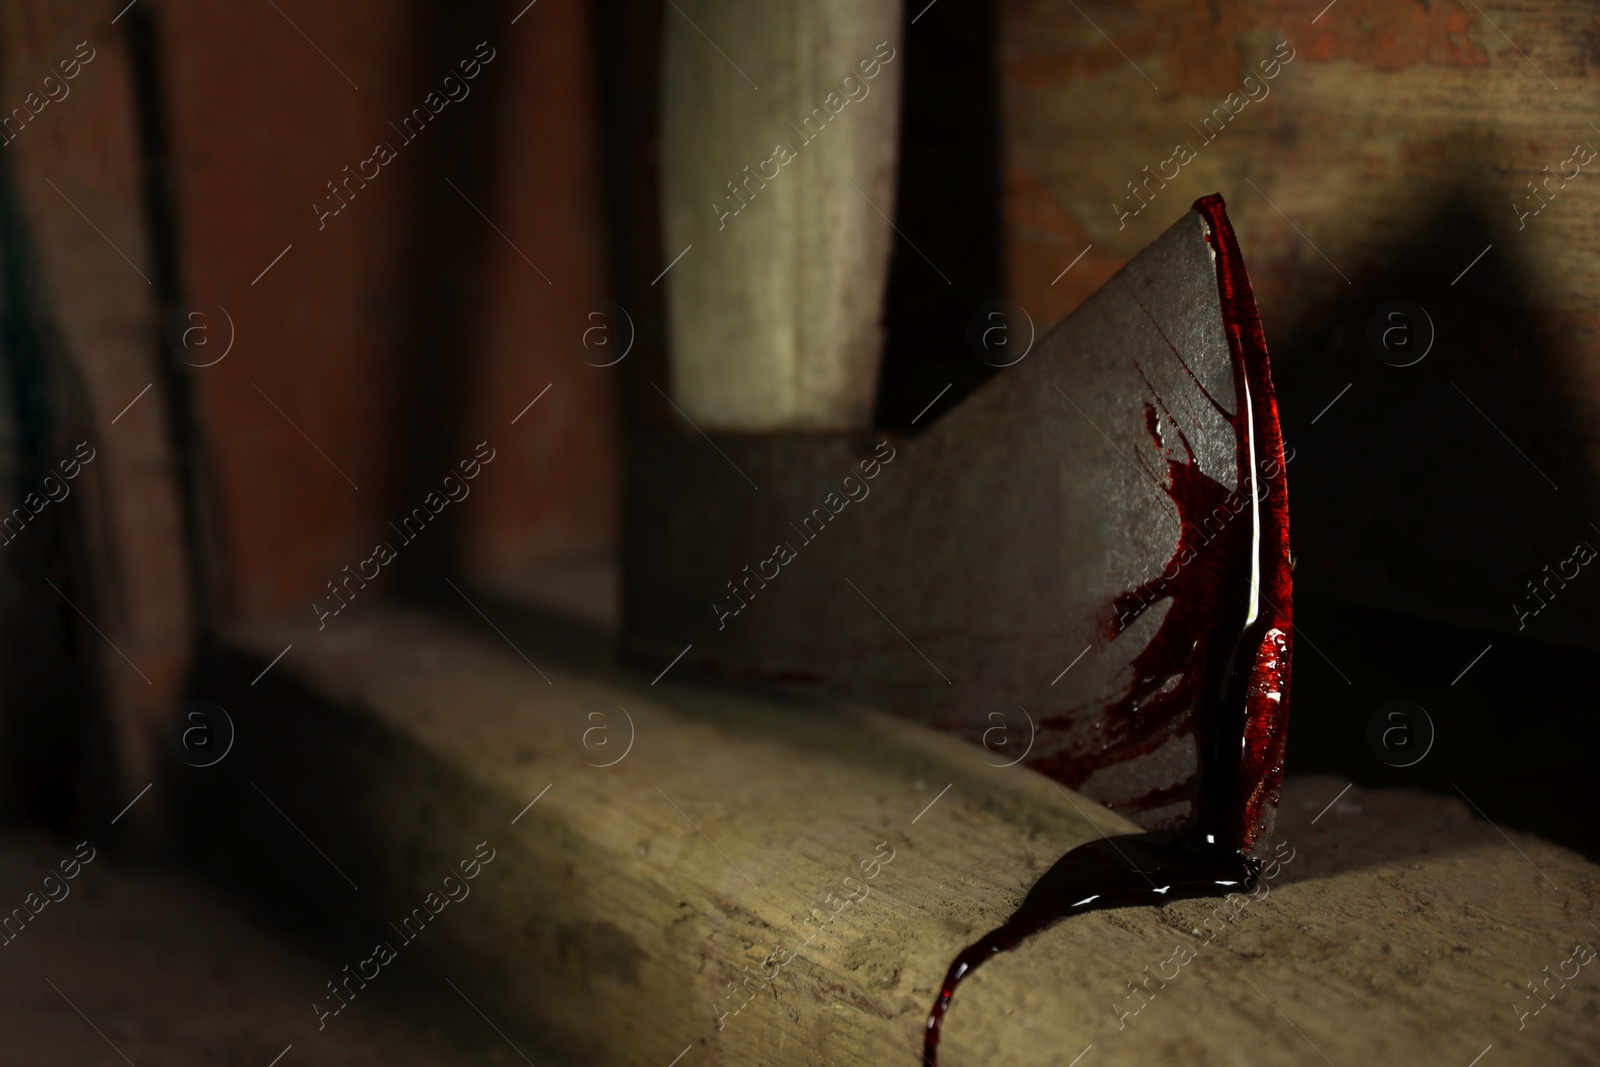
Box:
[625,195,1292,853]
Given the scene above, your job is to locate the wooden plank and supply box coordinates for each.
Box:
[661,0,904,430]
[213,607,1600,1066]
[158,0,409,619]
[159,0,620,617]
[455,0,620,581]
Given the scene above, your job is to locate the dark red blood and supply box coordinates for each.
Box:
[921,832,1255,1065]
[1029,424,1249,815]
[921,194,1293,1064]
[1196,190,1294,852]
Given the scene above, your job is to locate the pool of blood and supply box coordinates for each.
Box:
[920,194,1293,1065]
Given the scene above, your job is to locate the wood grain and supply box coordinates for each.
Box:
[220,607,1600,1066]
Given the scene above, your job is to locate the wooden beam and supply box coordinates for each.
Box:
[210,606,1600,1065]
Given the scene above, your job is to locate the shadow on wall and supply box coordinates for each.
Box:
[1272,193,1600,864]
[1269,192,1600,642]
[1285,588,1600,864]
[872,0,1003,434]
[385,0,512,599]
[0,155,119,833]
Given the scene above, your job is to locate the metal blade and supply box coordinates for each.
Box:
[624,197,1292,846]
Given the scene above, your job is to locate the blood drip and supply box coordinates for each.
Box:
[920,194,1293,1064]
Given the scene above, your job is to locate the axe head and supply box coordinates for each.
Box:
[625,195,1293,855]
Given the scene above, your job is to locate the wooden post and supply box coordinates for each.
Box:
[660,0,904,431]
[0,0,194,834]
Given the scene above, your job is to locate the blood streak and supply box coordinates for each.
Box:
[1029,407,1249,820]
[921,194,1293,1064]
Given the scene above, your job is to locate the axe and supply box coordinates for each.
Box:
[626,195,1293,856]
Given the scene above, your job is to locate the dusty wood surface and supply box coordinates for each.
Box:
[2,0,193,823]
[661,0,903,431]
[998,0,1600,641]
[0,830,512,1066]
[214,605,1600,1066]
